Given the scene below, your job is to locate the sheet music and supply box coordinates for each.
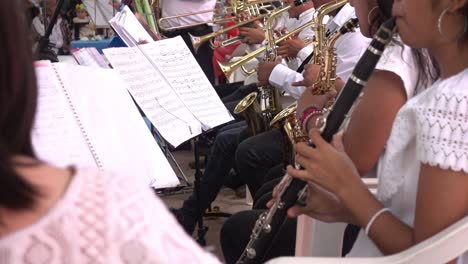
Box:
[71,48,110,68]
[32,61,97,167]
[109,6,154,47]
[103,47,202,146]
[141,37,233,129]
[55,63,178,188]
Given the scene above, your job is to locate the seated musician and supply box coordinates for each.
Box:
[214,4,300,111]
[235,1,368,199]
[285,0,468,261]
[171,0,319,235]
[220,0,440,262]
[0,2,220,263]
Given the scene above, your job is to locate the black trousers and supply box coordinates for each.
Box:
[163,24,215,85]
[220,167,361,263]
[236,128,288,197]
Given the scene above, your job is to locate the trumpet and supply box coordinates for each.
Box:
[154,0,281,32]
[190,14,269,53]
[217,20,317,79]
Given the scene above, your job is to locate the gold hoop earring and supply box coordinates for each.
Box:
[367,6,379,25]
[438,7,468,41]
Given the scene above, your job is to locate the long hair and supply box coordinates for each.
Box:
[372,0,439,90]
[0,1,40,210]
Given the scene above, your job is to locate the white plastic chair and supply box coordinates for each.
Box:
[268,215,468,264]
[295,178,379,257]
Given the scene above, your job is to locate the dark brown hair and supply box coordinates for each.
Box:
[0,0,39,210]
[372,0,439,90]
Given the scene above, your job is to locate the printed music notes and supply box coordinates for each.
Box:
[109,6,154,47]
[103,36,233,146]
[33,61,178,188]
[103,47,202,146]
[142,37,233,129]
[70,47,110,68]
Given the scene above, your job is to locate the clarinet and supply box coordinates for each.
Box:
[236,17,397,264]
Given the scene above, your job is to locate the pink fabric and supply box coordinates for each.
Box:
[0,167,221,264]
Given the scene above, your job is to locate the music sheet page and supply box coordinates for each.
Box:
[55,63,178,188]
[32,60,98,168]
[141,37,233,129]
[71,48,110,68]
[103,47,202,146]
[109,6,154,47]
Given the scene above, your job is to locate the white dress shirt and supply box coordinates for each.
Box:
[269,4,368,99]
[160,0,216,29]
[285,7,316,69]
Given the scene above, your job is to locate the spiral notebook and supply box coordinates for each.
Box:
[33,60,178,189]
[103,36,234,147]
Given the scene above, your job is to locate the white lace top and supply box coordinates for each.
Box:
[0,168,221,264]
[349,68,468,262]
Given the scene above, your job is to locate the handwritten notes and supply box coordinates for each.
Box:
[104,47,202,146]
[142,37,233,129]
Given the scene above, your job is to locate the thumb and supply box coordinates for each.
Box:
[326,90,337,99]
[276,56,283,63]
[331,130,345,152]
[308,129,327,148]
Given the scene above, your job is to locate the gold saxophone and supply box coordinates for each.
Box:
[233,3,292,135]
[270,0,357,164]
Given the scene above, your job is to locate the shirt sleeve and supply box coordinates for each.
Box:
[269,64,305,99]
[334,31,370,82]
[417,88,468,174]
[297,45,313,63]
[374,42,418,99]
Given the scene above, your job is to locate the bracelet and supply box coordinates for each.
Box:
[301,110,322,133]
[297,105,317,122]
[300,106,322,127]
[365,208,391,236]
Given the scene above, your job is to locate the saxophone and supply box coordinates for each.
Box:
[234,0,309,135]
[236,17,397,264]
[270,0,353,165]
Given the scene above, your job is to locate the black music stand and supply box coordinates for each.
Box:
[192,131,233,245]
[193,135,208,246]
[36,0,65,62]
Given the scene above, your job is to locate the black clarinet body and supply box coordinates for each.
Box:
[236,18,397,264]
